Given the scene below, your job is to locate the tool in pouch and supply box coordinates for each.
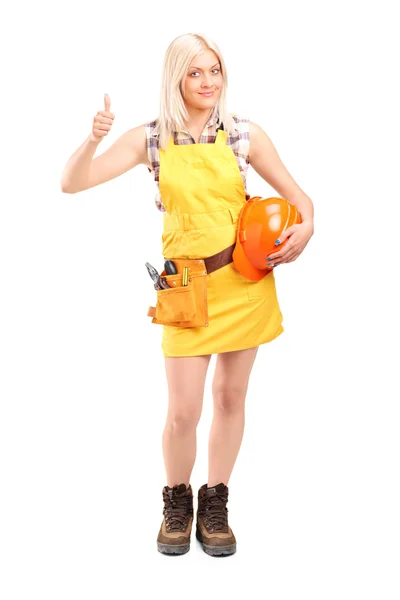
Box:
[164,260,177,275]
[167,260,189,287]
[147,258,209,328]
[145,262,170,290]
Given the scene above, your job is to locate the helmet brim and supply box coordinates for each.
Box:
[232,230,271,281]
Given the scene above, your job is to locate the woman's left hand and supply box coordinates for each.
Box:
[266,221,314,267]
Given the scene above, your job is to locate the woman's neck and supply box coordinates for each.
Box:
[183,105,215,131]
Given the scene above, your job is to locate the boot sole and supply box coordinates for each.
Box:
[157,541,190,555]
[196,525,236,556]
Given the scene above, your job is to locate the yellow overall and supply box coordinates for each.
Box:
[157,127,284,357]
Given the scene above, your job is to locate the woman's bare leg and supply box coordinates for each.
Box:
[163,354,212,487]
[208,347,259,487]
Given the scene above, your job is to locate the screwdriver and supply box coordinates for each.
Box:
[164,260,177,275]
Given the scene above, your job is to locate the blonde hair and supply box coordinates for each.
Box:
[152,33,237,150]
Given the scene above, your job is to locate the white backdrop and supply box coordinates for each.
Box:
[1,0,399,598]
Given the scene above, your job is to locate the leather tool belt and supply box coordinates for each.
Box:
[147,243,235,328]
[201,242,235,275]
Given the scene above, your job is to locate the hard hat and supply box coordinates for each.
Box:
[232,196,302,281]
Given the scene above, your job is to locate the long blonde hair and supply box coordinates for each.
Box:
[152,33,237,150]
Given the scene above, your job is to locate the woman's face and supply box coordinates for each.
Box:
[182,49,223,111]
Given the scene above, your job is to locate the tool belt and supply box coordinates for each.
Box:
[147,243,235,328]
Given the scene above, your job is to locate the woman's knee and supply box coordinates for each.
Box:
[212,382,247,414]
[165,404,201,434]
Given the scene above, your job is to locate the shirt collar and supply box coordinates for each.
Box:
[151,112,221,137]
[205,113,220,128]
[175,110,220,134]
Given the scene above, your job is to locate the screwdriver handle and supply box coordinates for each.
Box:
[164,260,178,275]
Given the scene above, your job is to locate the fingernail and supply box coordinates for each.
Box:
[275,239,281,245]
[267,262,272,266]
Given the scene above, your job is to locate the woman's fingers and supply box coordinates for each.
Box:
[267,250,299,266]
[90,94,115,142]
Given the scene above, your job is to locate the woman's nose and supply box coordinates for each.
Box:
[201,75,213,87]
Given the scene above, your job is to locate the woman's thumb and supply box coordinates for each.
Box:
[104,93,111,112]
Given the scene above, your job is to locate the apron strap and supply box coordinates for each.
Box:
[215,128,227,146]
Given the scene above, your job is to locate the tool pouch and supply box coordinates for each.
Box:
[147,258,208,328]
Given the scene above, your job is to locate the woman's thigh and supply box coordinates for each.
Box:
[164,355,212,421]
[212,347,259,407]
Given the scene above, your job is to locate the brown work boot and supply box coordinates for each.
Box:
[196,482,237,556]
[157,483,193,555]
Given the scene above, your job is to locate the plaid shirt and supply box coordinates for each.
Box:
[145,114,251,212]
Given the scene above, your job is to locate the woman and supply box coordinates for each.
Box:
[61,33,314,557]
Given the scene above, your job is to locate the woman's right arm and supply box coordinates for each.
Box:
[60,94,148,194]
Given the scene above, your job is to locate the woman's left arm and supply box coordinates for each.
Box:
[248,121,314,266]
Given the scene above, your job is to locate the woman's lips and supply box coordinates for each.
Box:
[199,91,214,97]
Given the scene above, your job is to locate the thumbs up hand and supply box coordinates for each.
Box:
[90,93,115,143]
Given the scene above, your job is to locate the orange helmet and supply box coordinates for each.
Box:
[233,196,302,281]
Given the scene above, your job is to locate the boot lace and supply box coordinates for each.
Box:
[163,488,193,531]
[199,489,229,532]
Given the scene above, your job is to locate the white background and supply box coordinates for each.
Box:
[1,0,399,598]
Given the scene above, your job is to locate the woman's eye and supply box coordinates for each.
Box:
[189,69,220,77]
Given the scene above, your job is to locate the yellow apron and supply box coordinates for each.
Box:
[158,127,284,357]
